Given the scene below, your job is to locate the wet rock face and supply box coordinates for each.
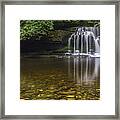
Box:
[20,27,77,54]
[20,39,64,54]
[47,29,71,42]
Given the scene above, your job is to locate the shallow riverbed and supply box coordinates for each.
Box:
[20,55,100,100]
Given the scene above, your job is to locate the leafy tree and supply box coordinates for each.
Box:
[20,20,54,40]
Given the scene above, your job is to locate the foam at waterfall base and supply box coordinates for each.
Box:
[65,52,100,58]
[79,53,89,56]
[89,53,100,58]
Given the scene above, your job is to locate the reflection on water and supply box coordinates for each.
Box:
[67,57,100,86]
[20,56,100,100]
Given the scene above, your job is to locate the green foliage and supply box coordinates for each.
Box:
[20,20,100,40]
[20,20,54,40]
[53,20,100,29]
[48,30,71,41]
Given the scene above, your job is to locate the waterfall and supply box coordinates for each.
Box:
[81,34,83,54]
[76,32,79,51]
[73,34,76,54]
[85,32,88,54]
[88,35,92,53]
[90,32,100,54]
[68,38,71,51]
[95,38,100,53]
[65,26,100,57]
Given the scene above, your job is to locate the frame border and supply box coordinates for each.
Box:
[0,0,119,119]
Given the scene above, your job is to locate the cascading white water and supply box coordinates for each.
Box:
[95,38,100,53]
[89,35,92,53]
[68,34,74,52]
[76,32,79,51]
[85,32,89,54]
[73,34,76,54]
[68,38,71,51]
[81,34,83,54]
[66,26,100,57]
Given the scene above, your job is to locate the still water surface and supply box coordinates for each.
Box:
[20,56,100,100]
